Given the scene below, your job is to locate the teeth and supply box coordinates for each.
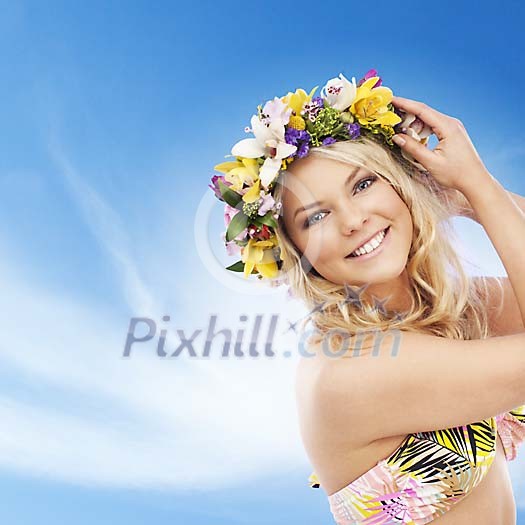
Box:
[351,229,386,257]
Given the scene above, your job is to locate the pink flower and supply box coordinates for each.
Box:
[224,203,240,228]
[223,205,248,245]
[258,192,275,216]
[209,174,230,200]
[261,97,293,127]
[220,232,243,256]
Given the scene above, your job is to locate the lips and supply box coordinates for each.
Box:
[346,226,390,258]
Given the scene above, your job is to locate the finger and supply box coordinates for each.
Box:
[392,132,439,172]
[391,96,450,141]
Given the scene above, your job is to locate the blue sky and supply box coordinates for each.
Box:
[1,0,525,523]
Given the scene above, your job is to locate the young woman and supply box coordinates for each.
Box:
[275,97,525,524]
[210,71,525,524]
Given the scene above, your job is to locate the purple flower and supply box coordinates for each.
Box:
[285,127,311,159]
[322,137,336,146]
[296,141,310,158]
[347,123,361,139]
[285,127,306,145]
[357,69,382,88]
[209,174,231,200]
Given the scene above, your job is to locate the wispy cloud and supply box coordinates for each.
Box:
[0,134,522,507]
[47,137,158,317]
[0,137,307,490]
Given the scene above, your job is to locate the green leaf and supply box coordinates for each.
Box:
[226,260,245,272]
[305,119,315,134]
[257,213,278,229]
[218,180,242,207]
[226,211,249,242]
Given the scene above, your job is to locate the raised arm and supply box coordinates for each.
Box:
[391,96,525,328]
[311,99,525,443]
[460,175,525,323]
[442,182,525,225]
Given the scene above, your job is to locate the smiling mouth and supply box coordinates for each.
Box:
[345,226,390,258]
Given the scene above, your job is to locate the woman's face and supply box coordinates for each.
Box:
[281,155,413,289]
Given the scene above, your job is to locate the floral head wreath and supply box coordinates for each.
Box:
[208,69,432,282]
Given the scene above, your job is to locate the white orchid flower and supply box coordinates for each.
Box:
[397,111,433,172]
[320,73,357,111]
[231,109,297,189]
[261,97,293,126]
[398,111,433,142]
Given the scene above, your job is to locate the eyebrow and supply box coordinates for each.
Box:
[293,166,362,221]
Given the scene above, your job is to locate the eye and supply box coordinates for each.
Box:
[303,176,378,229]
[354,175,377,193]
[305,210,328,228]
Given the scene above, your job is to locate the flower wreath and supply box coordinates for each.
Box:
[208,69,432,281]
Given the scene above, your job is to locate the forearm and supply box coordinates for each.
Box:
[495,189,525,221]
[462,172,525,324]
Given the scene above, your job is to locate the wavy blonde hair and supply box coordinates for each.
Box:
[272,135,497,351]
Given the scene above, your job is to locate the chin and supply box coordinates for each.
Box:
[330,258,409,287]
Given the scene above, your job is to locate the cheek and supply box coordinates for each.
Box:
[384,189,411,226]
[302,226,340,265]
[394,202,414,246]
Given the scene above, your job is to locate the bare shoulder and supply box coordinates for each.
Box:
[295,343,404,495]
[295,349,327,411]
[312,327,525,443]
[295,334,384,447]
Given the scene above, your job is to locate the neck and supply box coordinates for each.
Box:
[361,269,414,315]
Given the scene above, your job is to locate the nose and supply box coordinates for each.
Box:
[340,204,369,236]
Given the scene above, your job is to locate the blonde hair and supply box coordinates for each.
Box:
[272,135,495,351]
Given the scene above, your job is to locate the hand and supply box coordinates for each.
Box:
[391,96,491,194]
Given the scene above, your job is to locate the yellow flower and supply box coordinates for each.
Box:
[214,157,259,193]
[241,237,279,278]
[281,86,318,116]
[350,77,402,128]
[287,114,306,130]
[242,179,261,203]
[281,157,294,170]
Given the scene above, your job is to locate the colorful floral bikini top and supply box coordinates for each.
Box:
[308,405,525,525]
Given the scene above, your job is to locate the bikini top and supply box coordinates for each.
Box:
[308,404,525,525]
